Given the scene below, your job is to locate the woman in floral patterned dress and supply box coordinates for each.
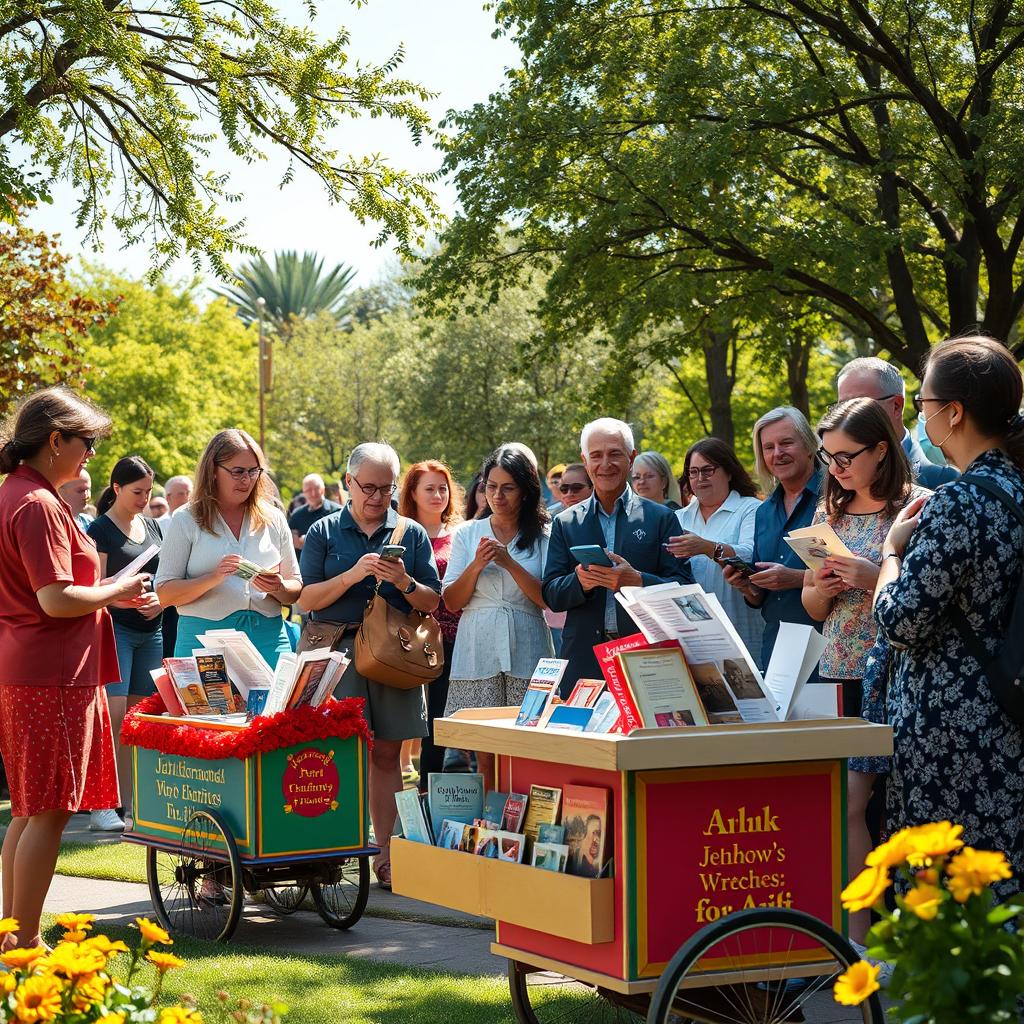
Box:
[802,397,928,940]
[873,336,1024,902]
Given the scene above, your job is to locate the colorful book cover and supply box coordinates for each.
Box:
[286,654,333,710]
[150,669,186,716]
[565,678,605,708]
[583,692,621,733]
[163,658,212,714]
[537,823,565,844]
[546,705,593,732]
[562,784,610,878]
[497,832,526,863]
[515,681,556,727]
[436,819,467,850]
[395,788,433,845]
[594,634,680,734]
[483,791,509,828]
[531,842,569,872]
[193,650,235,714]
[522,784,561,850]
[501,793,528,834]
[426,773,484,840]
[469,827,500,858]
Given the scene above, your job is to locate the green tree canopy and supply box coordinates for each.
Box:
[0,1,438,274]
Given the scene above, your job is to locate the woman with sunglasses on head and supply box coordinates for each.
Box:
[155,429,301,667]
[801,397,927,943]
[0,387,150,951]
[872,337,1024,906]
[667,439,764,660]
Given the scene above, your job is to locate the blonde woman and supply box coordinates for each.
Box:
[155,429,301,667]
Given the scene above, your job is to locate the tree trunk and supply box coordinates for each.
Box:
[702,326,735,447]
[786,338,812,417]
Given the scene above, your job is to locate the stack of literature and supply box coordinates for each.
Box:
[513,659,620,732]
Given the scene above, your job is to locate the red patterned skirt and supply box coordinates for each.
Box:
[0,684,119,817]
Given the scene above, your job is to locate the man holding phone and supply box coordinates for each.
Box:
[542,417,692,691]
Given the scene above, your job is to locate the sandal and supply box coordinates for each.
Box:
[373,857,393,891]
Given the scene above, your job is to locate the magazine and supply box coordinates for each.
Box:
[436,819,467,850]
[522,784,561,851]
[162,658,214,714]
[496,831,526,863]
[562,784,610,878]
[565,679,605,708]
[192,649,243,713]
[531,842,569,872]
[537,823,565,844]
[483,791,509,827]
[784,522,855,572]
[501,793,529,833]
[426,773,484,840]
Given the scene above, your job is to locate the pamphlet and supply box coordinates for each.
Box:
[110,543,160,582]
[426,773,484,841]
[501,793,529,833]
[197,629,274,698]
[583,692,621,733]
[514,658,568,726]
[563,784,609,878]
[395,789,434,845]
[565,679,604,708]
[760,622,827,720]
[496,831,526,863]
[522,784,562,851]
[784,523,855,573]
[546,705,594,732]
[531,842,569,872]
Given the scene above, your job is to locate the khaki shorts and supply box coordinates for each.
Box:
[333,636,427,743]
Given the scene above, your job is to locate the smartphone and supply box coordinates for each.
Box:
[719,555,758,577]
[380,544,406,562]
[570,544,614,568]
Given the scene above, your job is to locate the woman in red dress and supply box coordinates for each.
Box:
[0,387,149,949]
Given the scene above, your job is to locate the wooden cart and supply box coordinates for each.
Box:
[392,709,893,1024]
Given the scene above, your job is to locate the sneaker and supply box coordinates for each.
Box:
[89,809,125,832]
[851,939,895,988]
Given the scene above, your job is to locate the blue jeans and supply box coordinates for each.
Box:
[108,623,163,697]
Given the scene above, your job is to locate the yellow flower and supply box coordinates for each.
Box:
[0,917,20,937]
[96,1015,125,1024]
[946,847,1013,903]
[41,942,106,978]
[12,975,63,1023]
[54,913,95,934]
[903,821,964,867]
[63,930,88,943]
[833,960,881,1006]
[2,972,19,994]
[80,935,130,958]
[147,950,186,973]
[903,882,943,920]
[70,972,109,1012]
[134,918,173,946]
[0,946,46,970]
[864,828,911,869]
[158,1008,204,1024]
[841,865,891,912]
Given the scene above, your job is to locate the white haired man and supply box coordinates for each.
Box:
[58,468,92,532]
[542,418,692,689]
[164,475,193,516]
[288,472,341,554]
[837,357,957,487]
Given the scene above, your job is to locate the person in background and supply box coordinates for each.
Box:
[872,336,1024,904]
[88,456,165,832]
[464,471,488,520]
[543,463,594,650]
[801,399,925,942]
[631,450,682,509]
[164,475,193,516]
[444,446,553,788]
[543,418,692,689]
[298,442,440,889]
[398,460,464,790]
[837,356,958,488]
[59,467,92,531]
[146,495,169,519]
[724,407,822,671]
[668,438,763,661]
[0,387,148,950]
[545,463,567,513]
[288,473,341,554]
[155,429,301,667]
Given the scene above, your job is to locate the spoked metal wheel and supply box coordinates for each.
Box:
[145,809,243,943]
[508,960,646,1024]
[310,857,370,929]
[646,908,885,1024]
[264,884,309,915]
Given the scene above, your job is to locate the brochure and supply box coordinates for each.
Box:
[515,658,568,726]
[110,543,160,582]
[565,678,604,708]
[496,831,526,863]
[500,793,529,834]
[395,789,434,845]
[522,784,561,851]
[760,622,828,720]
[563,784,610,879]
[546,705,594,732]
[784,522,855,573]
[531,842,569,872]
[436,819,467,850]
[196,629,274,698]
[583,692,621,733]
[426,773,484,840]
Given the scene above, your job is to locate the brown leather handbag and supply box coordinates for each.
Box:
[354,518,445,689]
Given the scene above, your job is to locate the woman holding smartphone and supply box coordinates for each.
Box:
[155,429,301,667]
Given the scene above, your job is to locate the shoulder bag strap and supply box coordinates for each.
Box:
[388,516,410,548]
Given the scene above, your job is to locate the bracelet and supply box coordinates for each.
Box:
[882,552,903,563]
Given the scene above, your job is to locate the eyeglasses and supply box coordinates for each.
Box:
[912,393,954,414]
[351,476,396,498]
[217,464,264,482]
[484,483,520,497]
[558,482,590,494]
[687,465,719,481]
[631,472,659,483]
[816,444,875,469]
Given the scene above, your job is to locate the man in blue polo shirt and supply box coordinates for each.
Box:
[723,407,822,671]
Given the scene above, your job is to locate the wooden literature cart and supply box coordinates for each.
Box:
[391,709,892,1018]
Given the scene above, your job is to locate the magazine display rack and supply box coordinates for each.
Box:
[391,708,892,996]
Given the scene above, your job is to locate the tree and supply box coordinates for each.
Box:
[425,0,1024,375]
[79,271,257,486]
[213,251,358,337]
[0,1,438,273]
[0,213,118,415]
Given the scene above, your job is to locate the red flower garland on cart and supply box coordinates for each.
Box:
[121,693,371,761]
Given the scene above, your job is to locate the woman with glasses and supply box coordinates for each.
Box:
[444,445,553,788]
[667,439,763,659]
[630,450,682,509]
[0,387,149,951]
[800,397,925,942]
[155,429,301,667]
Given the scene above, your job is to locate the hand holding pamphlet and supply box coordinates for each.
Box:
[783,523,855,572]
[110,543,160,582]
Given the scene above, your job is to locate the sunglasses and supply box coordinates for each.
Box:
[65,433,97,452]
[558,482,590,494]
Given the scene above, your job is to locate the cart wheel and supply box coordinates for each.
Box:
[145,809,243,943]
[646,907,885,1024]
[264,885,309,915]
[508,959,645,1024]
[310,857,370,929]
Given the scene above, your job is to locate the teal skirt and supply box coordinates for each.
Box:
[175,610,290,669]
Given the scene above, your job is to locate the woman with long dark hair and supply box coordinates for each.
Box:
[871,336,1024,904]
[443,445,553,788]
[87,456,164,831]
[0,387,148,950]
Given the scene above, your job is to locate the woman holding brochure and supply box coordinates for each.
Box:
[155,429,301,668]
[800,397,926,943]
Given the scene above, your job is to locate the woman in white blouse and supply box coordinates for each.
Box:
[444,445,553,787]
[667,438,765,665]
[155,429,301,668]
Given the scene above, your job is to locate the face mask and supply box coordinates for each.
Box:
[922,402,955,450]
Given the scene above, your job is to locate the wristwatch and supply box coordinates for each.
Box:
[401,578,417,595]
[712,543,725,561]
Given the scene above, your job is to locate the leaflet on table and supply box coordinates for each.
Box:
[110,543,160,582]
[614,583,678,643]
[617,646,711,727]
[196,629,275,697]
[760,622,827,720]
[783,523,855,573]
[788,681,841,720]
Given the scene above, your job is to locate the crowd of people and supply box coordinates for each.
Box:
[0,337,1022,952]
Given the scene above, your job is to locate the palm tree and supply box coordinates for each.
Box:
[213,250,357,338]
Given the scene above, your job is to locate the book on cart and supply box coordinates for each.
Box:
[514,658,568,726]
[426,773,484,840]
[193,649,245,713]
[395,789,434,845]
[501,792,529,833]
[522,784,561,853]
[483,791,509,828]
[563,784,610,878]
[531,842,569,872]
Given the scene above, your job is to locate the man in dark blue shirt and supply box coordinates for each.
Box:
[288,473,341,555]
[724,407,822,671]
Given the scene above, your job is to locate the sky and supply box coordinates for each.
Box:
[24,0,520,290]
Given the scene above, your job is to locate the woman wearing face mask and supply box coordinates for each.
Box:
[872,336,1024,904]
[800,398,926,942]
[87,456,164,831]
